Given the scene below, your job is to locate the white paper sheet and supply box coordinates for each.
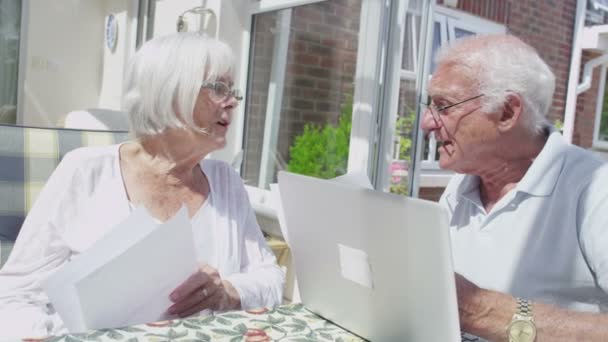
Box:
[43,206,198,332]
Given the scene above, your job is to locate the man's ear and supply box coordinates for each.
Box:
[498,93,523,132]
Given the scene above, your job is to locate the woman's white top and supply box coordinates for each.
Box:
[0,145,284,338]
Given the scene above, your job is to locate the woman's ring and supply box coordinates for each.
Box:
[202,288,209,298]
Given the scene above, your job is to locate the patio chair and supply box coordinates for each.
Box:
[0,123,129,267]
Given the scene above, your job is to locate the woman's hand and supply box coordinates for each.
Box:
[168,264,241,317]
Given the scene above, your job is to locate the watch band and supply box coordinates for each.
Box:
[508,297,537,342]
[516,297,533,318]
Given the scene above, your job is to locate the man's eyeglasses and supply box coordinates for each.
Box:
[421,93,484,123]
[201,81,243,102]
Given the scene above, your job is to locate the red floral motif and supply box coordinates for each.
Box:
[245,307,269,315]
[389,161,407,184]
[244,328,271,342]
[146,320,173,327]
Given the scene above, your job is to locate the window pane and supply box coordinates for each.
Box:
[242,1,361,189]
[389,4,425,196]
[430,21,442,73]
[0,0,21,124]
[391,7,506,200]
[401,13,421,73]
[600,71,608,142]
[454,27,474,39]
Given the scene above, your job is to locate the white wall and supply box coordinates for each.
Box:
[97,0,139,110]
[210,0,249,164]
[20,0,105,126]
[18,0,249,134]
[153,0,213,37]
[19,0,141,127]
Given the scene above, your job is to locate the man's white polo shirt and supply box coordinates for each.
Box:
[440,131,608,312]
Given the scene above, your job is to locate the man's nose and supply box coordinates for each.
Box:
[420,107,440,134]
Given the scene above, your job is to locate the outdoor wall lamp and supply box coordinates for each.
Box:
[176,6,217,35]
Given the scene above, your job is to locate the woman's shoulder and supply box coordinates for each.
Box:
[201,158,240,180]
[201,159,250,202]
[60,144,122,172]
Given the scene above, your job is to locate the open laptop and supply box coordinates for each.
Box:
[278,171,461,341]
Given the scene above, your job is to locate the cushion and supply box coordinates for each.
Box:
[0,124,129,267]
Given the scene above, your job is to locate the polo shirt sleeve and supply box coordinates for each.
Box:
[578,168,608,295]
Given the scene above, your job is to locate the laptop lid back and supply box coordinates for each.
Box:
[278,171,460,341]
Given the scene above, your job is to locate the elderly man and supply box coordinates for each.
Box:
[421,34,608,341]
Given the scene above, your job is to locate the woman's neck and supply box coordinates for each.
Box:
[127,131,211,186]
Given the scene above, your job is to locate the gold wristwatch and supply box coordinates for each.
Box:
[506,297,537,342]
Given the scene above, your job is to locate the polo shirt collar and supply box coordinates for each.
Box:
[515,130,565,197]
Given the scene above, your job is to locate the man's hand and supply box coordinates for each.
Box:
[168,264,241,317]
[454,273,506,335]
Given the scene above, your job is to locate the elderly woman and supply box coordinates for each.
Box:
[0,32,284,338]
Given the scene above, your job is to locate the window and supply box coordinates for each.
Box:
[241,0,361,189]
[1,0,223,131]
[422,6,505,169]
[2,0,143,130]
[594,66,608,149]
[0,0,21,124]
[385,4,506,196]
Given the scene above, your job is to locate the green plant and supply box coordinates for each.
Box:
[395,112,416,161]
[286,103,415,196]
[389,111,416,196]
[554,118,564,133]
[600,95,608,140]
[286,101,352,179]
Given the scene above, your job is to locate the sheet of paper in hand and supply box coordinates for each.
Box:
[43,206,198,332]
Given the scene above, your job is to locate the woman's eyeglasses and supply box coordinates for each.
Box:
[201,81,243,102]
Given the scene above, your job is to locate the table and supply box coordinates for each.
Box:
[40,304,365,342]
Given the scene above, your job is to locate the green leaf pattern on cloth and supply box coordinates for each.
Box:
[38,304,365,341]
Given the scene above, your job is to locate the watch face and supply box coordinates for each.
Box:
[508,319,536,342]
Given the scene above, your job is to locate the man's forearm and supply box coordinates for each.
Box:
[465,289,608,341]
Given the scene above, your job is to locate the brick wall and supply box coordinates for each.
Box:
[419,187,444,202]
[243,0,594,198]
[506,0,577,128]
[446,0,576,129]
[439,0,509,24]
[451,0,607,149]
[242,12,276,185]
[573,51,603,147]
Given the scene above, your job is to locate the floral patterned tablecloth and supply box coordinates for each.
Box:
[36,304,365,342]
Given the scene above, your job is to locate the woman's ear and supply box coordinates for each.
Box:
[498,93,523,132]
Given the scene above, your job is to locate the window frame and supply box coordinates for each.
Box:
[593,65,608,150]
[15,0,28,125]
[240,0,402,200]
[419,5,506,172]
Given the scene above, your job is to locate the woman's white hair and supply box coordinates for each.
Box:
[436,34,555,136]
[122,32,235,138]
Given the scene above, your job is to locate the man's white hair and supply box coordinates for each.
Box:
[436,34,555,136]
[122,32,235,138]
